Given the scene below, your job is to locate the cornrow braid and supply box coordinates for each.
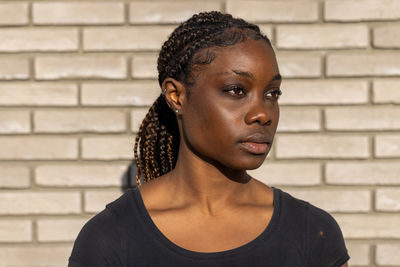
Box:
[134,11,272,185]
[133,95,179,186]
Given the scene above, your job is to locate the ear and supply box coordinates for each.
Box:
[161,78,186,114]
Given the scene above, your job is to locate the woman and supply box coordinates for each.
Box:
[69,11,349,267]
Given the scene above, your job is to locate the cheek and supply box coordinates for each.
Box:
[182,100,238,151]
[271,103,280,129]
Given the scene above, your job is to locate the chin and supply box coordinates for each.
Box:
[243,159,266,170]
[224,154,267,171]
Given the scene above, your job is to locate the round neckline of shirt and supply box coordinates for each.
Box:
[131,185,281,260]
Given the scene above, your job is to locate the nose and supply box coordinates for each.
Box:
[244,100,272,126]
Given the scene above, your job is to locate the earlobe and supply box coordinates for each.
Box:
[161,78,186,113]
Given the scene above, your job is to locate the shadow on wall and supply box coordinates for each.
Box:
[121,162,141,193]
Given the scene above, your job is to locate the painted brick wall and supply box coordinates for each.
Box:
[0,0,399,266]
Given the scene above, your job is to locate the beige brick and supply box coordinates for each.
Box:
[376,189,400,211]
[347,243,369,266]
[0,191,80,214]
[326,107,400,131]
[82,136,133,160]
[37,218,88,242]
[326,162,400,185]
[130,1,221,23]
[34,110,126,133]
[82,82,160,106]
[373,80,400,104]
[0,111,30,133]
[85,189,122,213]
[0,3,28,25]
[284,189,370,212]
[374,25,400,48]
[227,1,318,22]
[0,57,29,80]
[0,137,78,160]
[131,108,151,133]
[35,164,126,187]
[249,163,321,186]
[276,54,321,78]
[0,246,72,266]
[84,27,174,51]
[0,28,77,52]
[35,56,127,80]
[131,54,158,79]
[276,135,369,159]
[327,53,400,77]
[258,25,273,41]
[277,107,320,132]
[375,135,400,158]
[277,25,368,49]
[376,243,400,265]
[0,83,78,106]
[0,220,31,242]
[33,2,124,25]
[280,80,368,105]
[0,166,30,188]
[335,214,400,238]
[325,0,400,21]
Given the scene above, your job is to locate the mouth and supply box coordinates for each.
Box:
[239,141,270,155]
[239,133,272,155]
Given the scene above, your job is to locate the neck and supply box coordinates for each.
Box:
[165,143,253,216]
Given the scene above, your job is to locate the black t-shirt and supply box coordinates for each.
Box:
[69,186,350,267]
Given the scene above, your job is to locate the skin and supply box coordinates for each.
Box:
[139,37,348,267]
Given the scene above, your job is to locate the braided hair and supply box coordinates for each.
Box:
[133,11,272,186]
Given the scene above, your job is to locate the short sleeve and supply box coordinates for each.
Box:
[306,205,350,267]
[68,209,125,267]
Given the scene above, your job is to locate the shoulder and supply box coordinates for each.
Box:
[275,188,349,267]
[306,203,349,267]
[69,209,123,267]
[275,188,310,234]
[69,190,134,267]
[272,188,310,252]
[276,188,344,236]
[306,202,342,235]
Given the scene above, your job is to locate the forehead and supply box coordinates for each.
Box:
[194,39,279,81]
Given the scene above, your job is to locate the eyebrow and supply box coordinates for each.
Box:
[225,69,282,83]
[271,74,282,82]
[232,69,255,80]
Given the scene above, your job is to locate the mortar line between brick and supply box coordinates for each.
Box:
[78,27,83,53]
[124,1,129,25]
[320,107,326,133]
[369,26,374,49]
[221,0,226,13]
[317,1,323,23]
[80,190,85,215]
[126,109,132,135]
[369,135,374,160]
[368,79,373,104]
[127,56,132,81]
[371,243,376,267]
[29,57,34,81]
[371,187,376,213]
[28,2,32,27]
[32,219,37,244]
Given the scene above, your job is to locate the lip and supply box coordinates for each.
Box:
[239,142,269,154]
[241,133,272,144]
[239,133,272,155]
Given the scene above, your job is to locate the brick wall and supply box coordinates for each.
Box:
[0,0,399,266]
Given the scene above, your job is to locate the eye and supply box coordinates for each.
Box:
[224,86,246,97]
[265,89,282,100]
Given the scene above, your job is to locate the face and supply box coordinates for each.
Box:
[179,38,281,171]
